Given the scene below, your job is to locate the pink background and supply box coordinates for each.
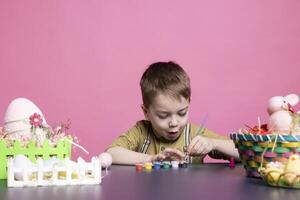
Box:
[1,1,300,161]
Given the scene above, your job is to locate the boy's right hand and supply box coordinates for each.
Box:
[150,148,185,162]
[187,135,215,156]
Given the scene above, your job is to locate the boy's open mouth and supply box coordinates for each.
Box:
[167,131,178,136]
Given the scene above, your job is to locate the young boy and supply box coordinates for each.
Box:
[106,61,239,165]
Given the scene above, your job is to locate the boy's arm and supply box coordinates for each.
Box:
[104,121,148,165]
[106,146,152,165]
[105,121,185,165]
[106,146,185,165]
[188,125,239,160]
[187,135,239,160]
[208,138,239,160]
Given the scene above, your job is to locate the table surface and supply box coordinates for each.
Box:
[0,164,300,200]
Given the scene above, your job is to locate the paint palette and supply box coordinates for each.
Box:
[135,160,188,172]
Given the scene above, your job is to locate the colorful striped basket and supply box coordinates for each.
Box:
[230,133,300,178]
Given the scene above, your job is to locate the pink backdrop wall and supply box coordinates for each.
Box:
[1,0,300,161]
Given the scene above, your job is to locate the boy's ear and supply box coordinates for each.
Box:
[141,104,148,120]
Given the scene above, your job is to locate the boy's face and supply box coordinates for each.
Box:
[142,93,189,141]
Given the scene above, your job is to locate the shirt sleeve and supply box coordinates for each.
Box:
[107,121,147,152]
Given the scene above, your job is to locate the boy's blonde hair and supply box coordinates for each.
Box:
[140,61,191,108]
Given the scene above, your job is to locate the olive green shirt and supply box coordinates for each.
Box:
[108,120,230,164]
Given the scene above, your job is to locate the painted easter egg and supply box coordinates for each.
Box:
[4,98,47,137]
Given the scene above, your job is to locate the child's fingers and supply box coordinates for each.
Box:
[189,137,212,156]
[156,154,166,161]
[187,136,201,153]
[163,148,185,159]
[193,142,210,155]
[190,141,206,155]
[169,151,184,160]
[189,141,202,155]
[169,148,185,158]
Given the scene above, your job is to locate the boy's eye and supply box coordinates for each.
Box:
[157,114,168,119]
[178,112,187,117]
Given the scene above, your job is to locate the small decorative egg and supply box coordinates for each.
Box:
[99,153,112,169]
[13,154,36,180]
[42,157,60,169]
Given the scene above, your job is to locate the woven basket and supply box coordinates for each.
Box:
[230,133,300,178]
[260,169,300,188]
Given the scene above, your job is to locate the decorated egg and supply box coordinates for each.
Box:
[262,167,283,184]
[99,152,112,169]
[42,157,60,168]
[13,154,37,180]
[4,98,48,137]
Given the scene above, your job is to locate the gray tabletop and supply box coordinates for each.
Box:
[0,164,299,200]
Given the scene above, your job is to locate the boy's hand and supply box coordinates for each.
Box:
[151,148,185,162]
[187,136,215,156]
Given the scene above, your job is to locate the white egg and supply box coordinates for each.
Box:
[99,152,112,169]
[13,154,36,180]
[13,154,33,168]
[42,157,60,168]
[4,98,48,136]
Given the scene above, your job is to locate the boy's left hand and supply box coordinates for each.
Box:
[187,136,215,156]
[151,148,185,162]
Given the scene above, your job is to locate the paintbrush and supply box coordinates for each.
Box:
[195,113,209,136]
[183,114,209,161]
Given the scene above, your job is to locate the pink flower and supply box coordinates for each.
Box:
[20,134,31,142]
[0,127,6,139]
[29,113,43,127]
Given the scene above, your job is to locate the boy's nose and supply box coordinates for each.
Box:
[169,116,178,127]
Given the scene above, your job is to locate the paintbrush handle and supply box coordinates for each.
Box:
[195,114,208,136]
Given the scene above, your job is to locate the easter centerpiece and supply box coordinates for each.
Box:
[230,94,300,188]
[0,98,73,179]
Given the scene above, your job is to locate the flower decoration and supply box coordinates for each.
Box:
[240,123,269,135]
[0,127,7,139]
[1,115,79,149]
[29,113,43,127]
